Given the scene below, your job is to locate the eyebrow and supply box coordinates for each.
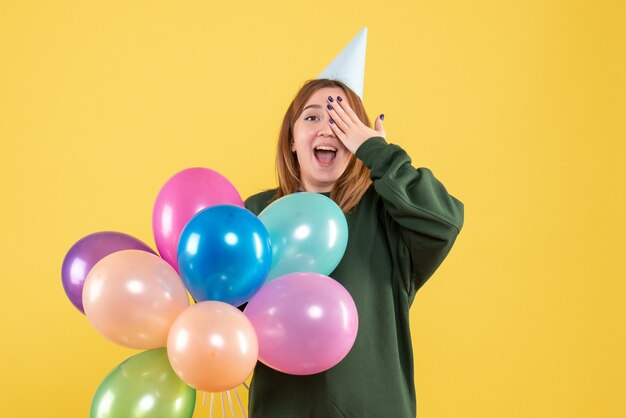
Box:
[302,104,323,111]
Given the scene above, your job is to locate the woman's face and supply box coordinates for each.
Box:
[292,86,352,192]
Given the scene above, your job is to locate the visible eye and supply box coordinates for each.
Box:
[304,115,320,121]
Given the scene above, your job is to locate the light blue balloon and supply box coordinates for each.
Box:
[177,205,272,306]
[258,193,348,283]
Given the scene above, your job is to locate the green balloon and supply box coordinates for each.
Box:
[91,348,196,418]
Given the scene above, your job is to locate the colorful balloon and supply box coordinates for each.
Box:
[177,205,271,306]
[258,192,348,283]
[61,231,155,314]
[83,250,190,349]
[91,348,196,418]
[244,272,358,375]
[152,168,244,270]
[167,301,259,392]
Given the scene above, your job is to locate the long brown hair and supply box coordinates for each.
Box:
[273,79,372,213]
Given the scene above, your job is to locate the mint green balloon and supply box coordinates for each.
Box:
[91,348,196,418]
[258,192,348,283]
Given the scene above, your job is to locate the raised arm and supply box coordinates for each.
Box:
[357,136,464,294]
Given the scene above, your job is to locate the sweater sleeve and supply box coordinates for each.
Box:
[355,136,464,296]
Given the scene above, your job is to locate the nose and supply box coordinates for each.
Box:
[318,122,336,137]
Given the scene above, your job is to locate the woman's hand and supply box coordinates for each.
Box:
[325,95,386,154]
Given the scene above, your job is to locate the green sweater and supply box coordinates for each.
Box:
[244,137,464,418]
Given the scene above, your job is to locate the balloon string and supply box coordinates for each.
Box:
[209,393,215,418]
[235,388,247,418]
[226,391,236,417]
[203,391,207,406]
[220,392,226,418]
[242,382,250,391]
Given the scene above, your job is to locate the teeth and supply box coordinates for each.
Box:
[315,146,337,151]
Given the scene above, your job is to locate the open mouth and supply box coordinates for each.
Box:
[314,145,337,166]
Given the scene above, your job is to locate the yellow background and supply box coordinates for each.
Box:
[1,1,624,417]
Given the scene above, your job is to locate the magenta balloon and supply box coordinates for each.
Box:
[61,231,155,314]
[244,272,358,375]
[152,168,244,270]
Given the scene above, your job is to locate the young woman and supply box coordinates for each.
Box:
[244,78,464,417]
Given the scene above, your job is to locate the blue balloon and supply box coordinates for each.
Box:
[177,205,272,306]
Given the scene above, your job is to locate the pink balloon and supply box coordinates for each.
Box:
[152,168,244,270]
[83,250,190,349]
[244,272,358,375]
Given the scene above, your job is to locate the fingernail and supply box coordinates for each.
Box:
[337,96,343,102]
[327,104,333,110]
[380,114,384,121]
[328,96,334,102]
[329,118,335,124]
